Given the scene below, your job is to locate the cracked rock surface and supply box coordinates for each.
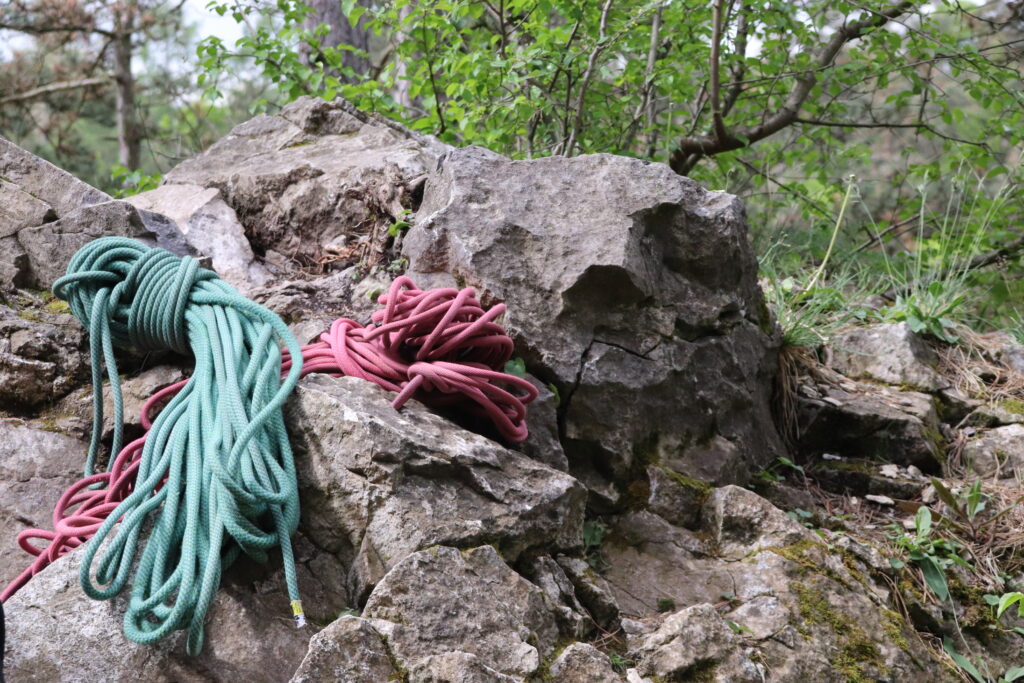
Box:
[404,146,784,502]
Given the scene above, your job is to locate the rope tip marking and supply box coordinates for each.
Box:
[291,600,306,628]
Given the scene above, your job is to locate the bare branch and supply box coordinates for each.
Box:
[0,76,110,105]
[563,0,613,156]
[669,1,915,174]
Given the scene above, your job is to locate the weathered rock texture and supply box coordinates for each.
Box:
[126,184,270,293]
[0,419,83,587]
[0,294,88,409]
[3,546,311,682]
[404,146,783,501]
[285,375,586,603]
[161,96,448,270]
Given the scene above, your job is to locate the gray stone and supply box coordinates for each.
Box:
[0,135,110,216]
[600,511,730,617]
[549,643,623,682]
[702,484,814,560]
[253,266,387,326]
[17,200,192,289]
[965,403,1024,427]
[407,652,519,682]
[555,554,621,630]
[0,299,87,409]
[830,322,949,392]
[964,424,1024,478]
[362,545,560,678]
[285,375,585,601]
[0,419,84,588]
[163,97,448,271]
[798,380,943,471]
[290,616,397,682]
[404,147,782,489]
[629,604,757,681]
[646,465,706,528]
[518,375,568,472]
[0,178,54,238]
[3,545,311,682]
[126,183,270,293]
[521,554,595,639]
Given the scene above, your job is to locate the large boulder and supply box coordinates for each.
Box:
[284,374,586,603]
[162,96,448,271]
[404,146,783,497]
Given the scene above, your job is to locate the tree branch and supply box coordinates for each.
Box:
[0,76,110,105]
[563,0,613,156]
[669,1,915,174]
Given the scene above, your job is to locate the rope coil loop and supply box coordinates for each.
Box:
[49,236,305,654]
[283,275,537,442]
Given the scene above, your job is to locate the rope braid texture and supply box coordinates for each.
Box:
[9,236,306,655]
[1,255,537,654]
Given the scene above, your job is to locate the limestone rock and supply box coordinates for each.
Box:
[549,643,623,682]
[289,616,397,682]
[362,545,560,678]
[965,402,1024,428]
[50,364,188,440]
[17,200,193,289]
[404,147,782,489]
[0,419,84,587]
[629,604,758,681]
[798,380,943,471]
[0,299,87,409]
[126,183,270,292]
[285,375,586,602]
[163,97,448,270]
[0,135,109,217]
[3,545,311,682]
[964,424,1024,478]
[521,554,595,639]
[645,465,707,528]
[600,511,729,616]
[830,322,948,392]
[518,375,568,472]
[555,554,621,630]
[702,484,814,560]
[407,652,519,682]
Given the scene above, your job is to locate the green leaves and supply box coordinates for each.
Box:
[996,592,1024,620]
[915,554,949,602]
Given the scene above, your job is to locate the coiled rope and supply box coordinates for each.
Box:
[282,276,538,442]
[17,236,306,655]
[1,271,536,651]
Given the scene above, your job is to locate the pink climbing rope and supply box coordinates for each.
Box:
[282,276,537,441]
[1,277,536,602]
[0,381,186,602]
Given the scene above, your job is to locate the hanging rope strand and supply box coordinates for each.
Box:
[47,236,304,655]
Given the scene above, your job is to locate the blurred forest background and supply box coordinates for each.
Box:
[2,0,1024,341]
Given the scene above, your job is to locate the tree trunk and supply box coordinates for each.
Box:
[113,3,140,169]
[301,0,372,82]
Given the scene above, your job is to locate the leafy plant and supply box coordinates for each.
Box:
[889,506,971,603]
[111,165,161,197]
[883,285,964,343]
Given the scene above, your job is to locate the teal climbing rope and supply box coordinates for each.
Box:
[52,236,305,655]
